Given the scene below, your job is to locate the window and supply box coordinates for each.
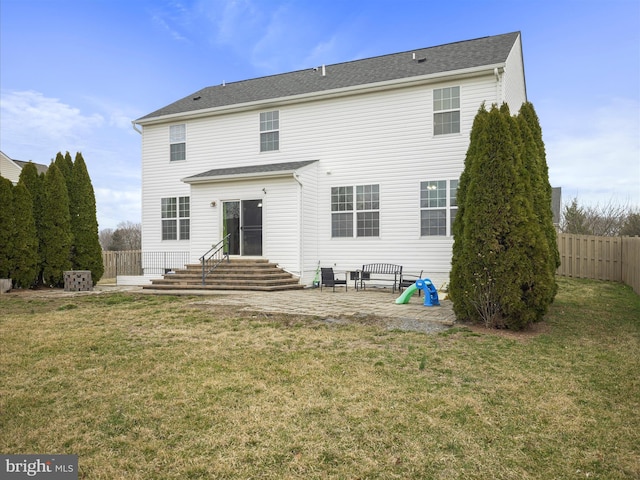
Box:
[356,184,380,237]
[433,86,460,135]
[420,179,458,236]
[331,184,379,237]
[170,124,186,161]
[331,186,353,237]
[260,111,279,152]
[162,196,190,240]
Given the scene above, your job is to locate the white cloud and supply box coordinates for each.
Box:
[0,89,142,229]
[545,98,640,208]
[0,90,104,152]
[212,0,262,44]
[152,13,189,42]
[95,187,141,230]
[81,95,144,131]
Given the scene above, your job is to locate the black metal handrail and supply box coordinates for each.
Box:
[200,234,230,285]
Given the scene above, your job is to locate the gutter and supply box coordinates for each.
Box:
[182,170,299,185]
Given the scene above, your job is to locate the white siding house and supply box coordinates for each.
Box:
[0,151,49,185]
[134,32,527,286]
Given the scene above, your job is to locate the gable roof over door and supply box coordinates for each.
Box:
[183,160,318,184]
[138,32,521,123]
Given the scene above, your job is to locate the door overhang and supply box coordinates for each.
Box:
[182,160,318,185]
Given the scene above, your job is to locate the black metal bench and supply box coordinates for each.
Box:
[357,263,403,292]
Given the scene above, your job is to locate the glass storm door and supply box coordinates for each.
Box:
[241,199,263,256]
[223,200,262,256]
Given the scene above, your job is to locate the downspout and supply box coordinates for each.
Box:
[293,173,304,282]
[131,121,142,134]
[494,67,505,105]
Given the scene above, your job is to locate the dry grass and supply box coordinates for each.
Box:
[1,278,639,479]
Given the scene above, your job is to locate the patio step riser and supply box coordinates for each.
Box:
[145,258,302,291]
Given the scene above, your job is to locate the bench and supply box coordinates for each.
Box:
[357,263,403,292]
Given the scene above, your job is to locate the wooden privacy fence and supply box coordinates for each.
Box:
[102,250,191,279]
[102,250,142,278]
[556,234,640,295]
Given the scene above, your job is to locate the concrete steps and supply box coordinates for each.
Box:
[143,258,304,292]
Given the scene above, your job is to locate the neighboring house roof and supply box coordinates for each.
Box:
[183,160,318,184]
[13,159,49,176]
[0,150,49,184]
[138,31,520,122]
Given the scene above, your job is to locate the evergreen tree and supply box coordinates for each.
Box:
[69,152,104,282]
[10,183,39,288]
[54,151,74,193]
[517,102,559,310]
[620,211,640,236]
[0,177,15,278]
[450,104,489,320]
[518,103,559,263]
[41,163,72,286]
[450,104,551,330]
[18,163,45,284]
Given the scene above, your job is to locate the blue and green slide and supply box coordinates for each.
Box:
[395,279,440,306]
[395,284,418,304]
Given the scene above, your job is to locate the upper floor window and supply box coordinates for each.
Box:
[331,184,380,238]
[420,179,458,236]
[260,111,279,152]
[433,86,460,135]
[170,124,186,161]
[161,196,190,240]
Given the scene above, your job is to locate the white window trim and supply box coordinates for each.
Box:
[161,196,190,241]
[331,184,380,238]
[420,179,458,237]
[433,86,461,136]
[169,124,186,162]
[259,111,279,152]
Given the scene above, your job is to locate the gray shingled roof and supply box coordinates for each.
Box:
[14,160,49,176]
[139,32,520,122]
[183,160,318,183]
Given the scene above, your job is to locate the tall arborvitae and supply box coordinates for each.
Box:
[41,163,72,286]
[54,151,74,193]
[18,163,45,284]
[450,104,548,330]
[11,182,39,288]
[450,104,489,320]
[0,177,15,278]
[518,102,560,302]
[69,152,104,282]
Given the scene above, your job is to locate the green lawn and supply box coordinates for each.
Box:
[1,277,638,479]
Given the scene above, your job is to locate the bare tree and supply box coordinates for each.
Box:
[100,222,141,250]
[99,228,115,250]
[560,197,639,236]
[111,221,141,250]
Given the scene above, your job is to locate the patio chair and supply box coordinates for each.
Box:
[320,268,347,292]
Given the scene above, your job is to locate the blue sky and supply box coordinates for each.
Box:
[1,0,639,230]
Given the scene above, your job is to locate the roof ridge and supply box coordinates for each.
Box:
[202,31,521,90]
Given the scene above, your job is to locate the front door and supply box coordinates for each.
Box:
[223,200,263,256]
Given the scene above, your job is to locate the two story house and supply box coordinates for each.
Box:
[134,31,527,287]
